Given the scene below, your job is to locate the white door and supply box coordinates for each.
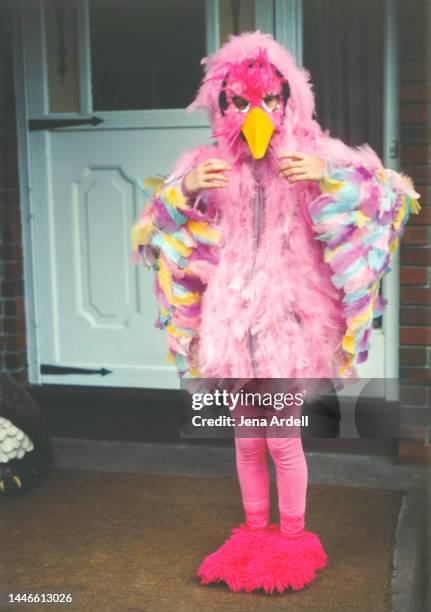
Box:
[18,0,272,389]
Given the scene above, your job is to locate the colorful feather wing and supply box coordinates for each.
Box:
[309,165,420,376]
[131,178,220,377]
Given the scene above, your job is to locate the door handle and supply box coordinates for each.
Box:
[29,116,104,131]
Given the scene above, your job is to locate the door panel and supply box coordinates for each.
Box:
[30,122,211,388]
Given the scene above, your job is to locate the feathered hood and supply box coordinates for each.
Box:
[187,30,386,170]
[188,31,319,151]
[189,31,315,119]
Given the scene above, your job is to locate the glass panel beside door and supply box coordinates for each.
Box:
[302,0,385,331]
[219,0,256,45]
[302,0,384,158]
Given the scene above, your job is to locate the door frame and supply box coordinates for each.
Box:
[381,0,401,399]
[12,0,401,395]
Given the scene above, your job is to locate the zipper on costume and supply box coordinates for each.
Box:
[248,162,266,377]
[250,163,265,274]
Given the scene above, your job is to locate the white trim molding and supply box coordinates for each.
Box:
[382,0,401,399]
[275,0,303,64]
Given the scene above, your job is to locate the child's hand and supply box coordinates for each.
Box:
[184,159,230,194]
[278,152,325,183]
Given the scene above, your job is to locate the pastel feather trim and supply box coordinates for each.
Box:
[310,165,420,376]
[130,178,220,377]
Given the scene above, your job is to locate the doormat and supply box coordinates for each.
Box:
[2,469,402,612]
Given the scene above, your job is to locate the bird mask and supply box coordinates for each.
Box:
[188,31,317,162]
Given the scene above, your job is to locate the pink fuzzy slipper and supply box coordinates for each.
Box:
[197,524,270,592]
[242,524,327,593]
[197,523,327,594]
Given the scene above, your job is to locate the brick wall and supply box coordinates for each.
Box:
[399,1,431,446]
[0,7,28,384]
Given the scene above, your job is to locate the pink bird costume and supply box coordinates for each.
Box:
[131,32,419,594]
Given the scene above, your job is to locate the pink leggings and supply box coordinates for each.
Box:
[235,436,307,534]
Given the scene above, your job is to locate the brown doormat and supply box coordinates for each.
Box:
[2,469,402,612]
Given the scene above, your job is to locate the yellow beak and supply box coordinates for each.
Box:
[241,107,274,160]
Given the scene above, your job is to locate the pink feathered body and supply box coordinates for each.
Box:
[166,32,383,378]
[132,32,419,380]
[169,144,351,379]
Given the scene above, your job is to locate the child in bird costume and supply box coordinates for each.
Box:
[131,32,419,594]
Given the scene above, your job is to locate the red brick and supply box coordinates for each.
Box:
[401,63,430,81]
[401,247,431,265]
[0,189,20,208]
[400,267,428,285]
[0,170,18,189]
[400,109,431,130]
[0,280,24,298]
[0,131,18,149]
[401,124,431,144]
[4,351,27,370]
[401,83,431,103]
[10,370,29,385]
[0,153,18,172]
[399,4,429,27]
[1,224,22,244]
[411,207,431,226]
[415,186,430,204]
[3,298,25,318]
[399,424,428,443]
[400,307,431,325]
[402,165,431,182]
[4,260,23,280]
[401,287,431,304]
[403,226,428,245]
[8,191,20,208]
[0,152,18,174]
[400,406,431,427]
[401,145,430,164]
[0,206,22,226]
[400,367,431,380]
[400,384,427,405]
[3,318,26,334]
[400,347,427,365]
[4,334,27,351]
[0,244,23,261]
[400,327,431,345]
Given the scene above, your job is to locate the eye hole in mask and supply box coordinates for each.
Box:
[232,95,251,113]
[262,94,281,112]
